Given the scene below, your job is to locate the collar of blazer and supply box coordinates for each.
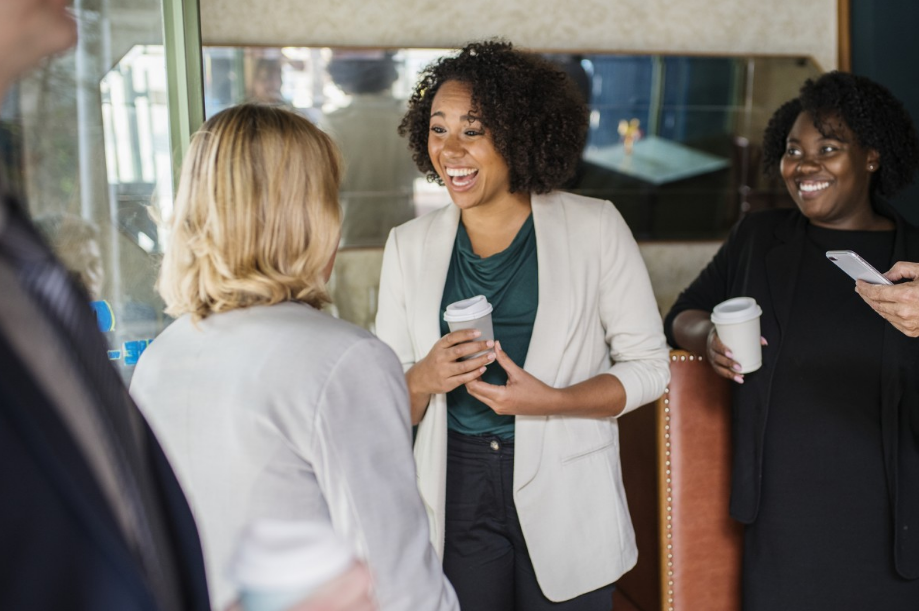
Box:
[415,191,571,490]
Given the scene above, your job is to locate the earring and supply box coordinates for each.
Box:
[869,163,877,171]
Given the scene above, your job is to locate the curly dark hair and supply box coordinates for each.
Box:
[762,71,919,198]
[398,40,588,194]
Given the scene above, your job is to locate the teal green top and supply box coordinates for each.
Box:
[439,214,539,440]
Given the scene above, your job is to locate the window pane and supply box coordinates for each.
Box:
[1,2,175,383]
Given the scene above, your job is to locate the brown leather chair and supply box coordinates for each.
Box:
[616,350,743,611]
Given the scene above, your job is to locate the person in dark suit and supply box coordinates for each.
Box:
[665,72,919,610]
[0,1,210,610]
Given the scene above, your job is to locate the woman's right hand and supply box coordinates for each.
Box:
[705,327,745,383]
[405,330,495,423]
[706,327,768,384]
[672,309,767,385]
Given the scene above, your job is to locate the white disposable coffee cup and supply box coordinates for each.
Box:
[711,297,763,374]
[230,520,355,611]
[443,295,495,360]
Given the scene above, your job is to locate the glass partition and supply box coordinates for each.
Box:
[198,47,820,329]
[201,48,821,244]
[0,0,197,382]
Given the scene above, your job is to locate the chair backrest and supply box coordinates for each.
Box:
[618,350,742,611]
[659,350,742,610]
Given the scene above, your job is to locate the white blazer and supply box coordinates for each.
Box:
[376,190,670,601]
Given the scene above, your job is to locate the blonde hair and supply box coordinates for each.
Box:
[158,104,342,320]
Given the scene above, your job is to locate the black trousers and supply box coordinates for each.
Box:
[443,430,615,611]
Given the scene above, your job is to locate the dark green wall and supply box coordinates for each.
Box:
[851,0,919,224]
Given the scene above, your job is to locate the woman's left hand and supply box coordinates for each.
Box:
[465,341,559,416]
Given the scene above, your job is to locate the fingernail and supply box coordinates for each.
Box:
[732,364,742,372]
[761,336,769,346]
[496,340,502,351]
[472,330,481,337]
[480,367,487,373]
[487,352,496,360]
[734,375,744,384]
[486,340,495,347]
[725,350,733,358]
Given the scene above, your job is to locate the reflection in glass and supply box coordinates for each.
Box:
[101,44,174,250]
[202,47,820,243]
[322,51,417,248]
[33,213,105,299]
[1,4,173,383]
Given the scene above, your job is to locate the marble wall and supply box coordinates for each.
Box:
[200,0,838,72]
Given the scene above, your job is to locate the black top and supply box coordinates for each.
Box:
[742,225,919,609]
[663,206,919,582]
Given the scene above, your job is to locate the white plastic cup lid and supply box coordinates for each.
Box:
[711,296,762,325]
[443,295,493,323]
[229,520,354,591]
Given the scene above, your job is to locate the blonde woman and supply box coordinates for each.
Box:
[130,104,458,611]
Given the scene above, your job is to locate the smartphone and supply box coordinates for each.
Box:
[826,250,892,285]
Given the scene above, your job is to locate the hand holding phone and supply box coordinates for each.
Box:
[826,250,892,285]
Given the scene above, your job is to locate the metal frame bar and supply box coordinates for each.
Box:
[838,0,852,71]
[161,0,204,190]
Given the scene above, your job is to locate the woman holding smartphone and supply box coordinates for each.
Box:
[665,71,919,609]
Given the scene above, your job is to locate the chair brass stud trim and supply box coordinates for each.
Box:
[663,359,678,608]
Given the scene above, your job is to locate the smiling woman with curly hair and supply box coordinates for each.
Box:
[398,40,588,194]
[666,71,919,610]
[376,40,670,610]
[761,70,919,200]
